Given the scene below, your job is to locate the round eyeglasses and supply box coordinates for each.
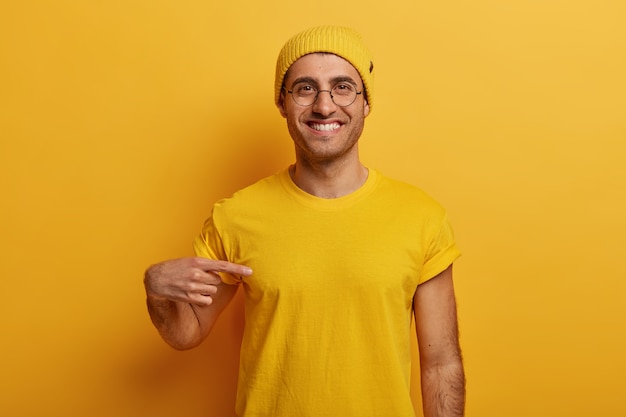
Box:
[285,83,363,107]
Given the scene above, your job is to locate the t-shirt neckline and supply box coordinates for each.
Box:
[279,166,380,211]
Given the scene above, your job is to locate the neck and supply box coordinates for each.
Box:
[289,159,369,199]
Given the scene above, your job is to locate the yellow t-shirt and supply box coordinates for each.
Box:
[193,168,460,417]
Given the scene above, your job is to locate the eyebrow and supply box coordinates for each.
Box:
[290,76,360,89]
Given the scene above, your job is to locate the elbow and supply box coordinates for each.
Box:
[166,340,201,351]
[154,320,209,351]
[160,332,203,351]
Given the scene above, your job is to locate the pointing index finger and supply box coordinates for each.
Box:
[195,257,253,276]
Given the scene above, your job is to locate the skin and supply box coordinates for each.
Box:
[144,257,250,350]
[277,53,370,198]
[144,52,465,416]
[415,265,466,417]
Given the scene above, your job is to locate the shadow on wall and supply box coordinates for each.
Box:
[197,99,293,198]
[117,291,245,417]
[124,107,290,416]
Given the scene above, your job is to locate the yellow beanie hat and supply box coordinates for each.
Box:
[275,25,375,109]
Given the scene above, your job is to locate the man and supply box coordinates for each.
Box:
[144,25,465,417]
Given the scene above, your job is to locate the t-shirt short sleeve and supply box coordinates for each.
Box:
[192,212,241,286]
[419,213,461,284]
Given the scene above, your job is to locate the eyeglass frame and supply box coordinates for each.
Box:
[282,82,364,107]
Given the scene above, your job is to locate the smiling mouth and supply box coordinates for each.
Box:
[308,122,341,132]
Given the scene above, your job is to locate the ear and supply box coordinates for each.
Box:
[277,91,288,118]
[363,100,370,118]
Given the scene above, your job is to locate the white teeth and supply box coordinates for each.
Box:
[310,122,340,131]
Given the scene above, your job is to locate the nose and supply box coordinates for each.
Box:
[312,89,337,115]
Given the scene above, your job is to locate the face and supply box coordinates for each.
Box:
[277,53,370,165]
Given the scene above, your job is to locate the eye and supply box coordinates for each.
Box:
[294,84,316,96]
[333,83,355,95]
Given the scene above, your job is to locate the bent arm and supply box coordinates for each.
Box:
[144,257,249,350]
[146,282,239,350]
[414,265,465,417]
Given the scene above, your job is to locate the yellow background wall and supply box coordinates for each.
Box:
[1,1,624,416]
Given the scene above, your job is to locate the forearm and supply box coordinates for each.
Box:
[146,296,204,350]
[143,257,245,349]
[421,360,466,417]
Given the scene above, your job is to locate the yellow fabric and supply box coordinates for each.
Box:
[274,25,375,109]
[193,168,460,417]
